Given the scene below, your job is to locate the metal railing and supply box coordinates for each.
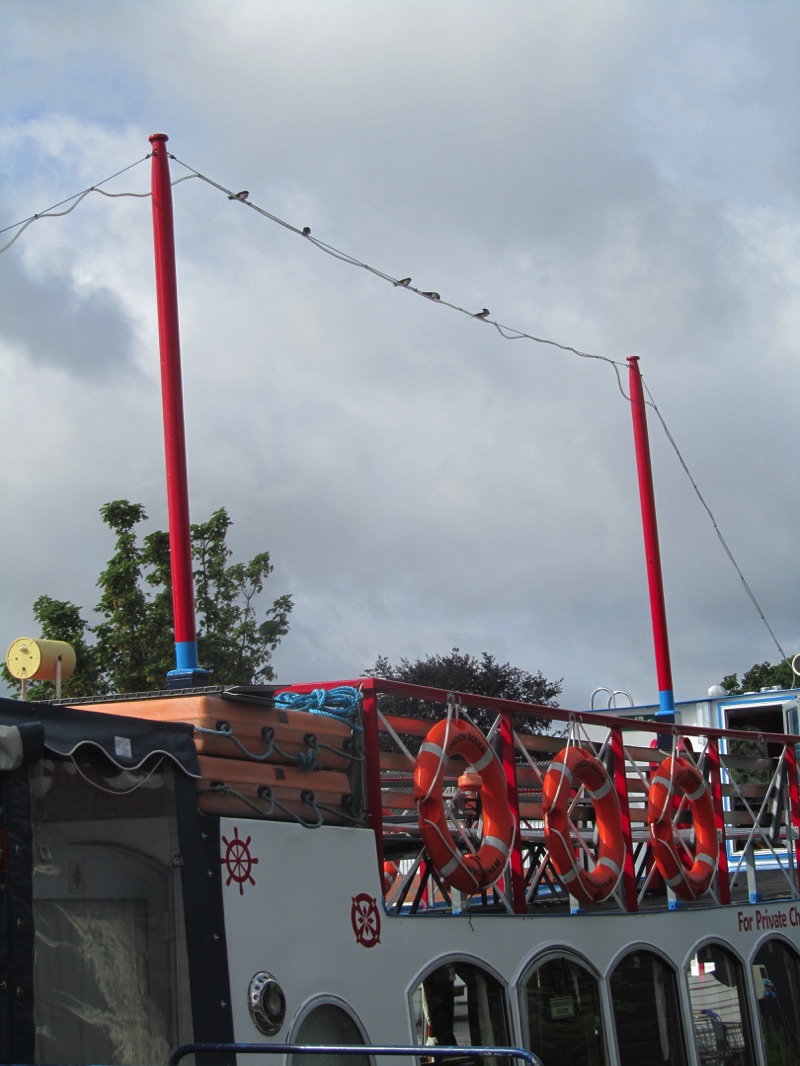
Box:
[169,1043,542,1066]
[260,677,800,915]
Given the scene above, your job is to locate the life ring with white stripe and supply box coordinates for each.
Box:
[647,755,718,901]
[382,860,400,894]
[542,745,624,905]
[414,717,514,894]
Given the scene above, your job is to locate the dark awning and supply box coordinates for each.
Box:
[0,696,199,777]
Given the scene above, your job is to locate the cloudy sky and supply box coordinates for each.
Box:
[2,1,798,710]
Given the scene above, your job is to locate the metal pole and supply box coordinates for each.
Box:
[149,133,207,687]
[627,356,674,721]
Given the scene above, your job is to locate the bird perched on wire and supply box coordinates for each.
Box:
[302,226,311,236]
[422,291,441,300]
[473,308,490,319]
[228,190,249,201]
[394,277,412,287]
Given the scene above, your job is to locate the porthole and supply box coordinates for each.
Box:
[248,971,287,1036]
[290,1001,370,1066]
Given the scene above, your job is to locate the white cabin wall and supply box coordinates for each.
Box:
[216,816,800,1055]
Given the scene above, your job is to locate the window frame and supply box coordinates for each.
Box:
[516,948,609,1066]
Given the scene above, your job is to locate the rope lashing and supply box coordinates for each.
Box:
[194,724,322,770]
[195,722,277,762]
[199,782,324,828]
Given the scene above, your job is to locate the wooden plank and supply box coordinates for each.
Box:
[382,715,437,738]
[381,793,417,812]
[379,751,416,773]
[720,755,775,771]
[197,754,354,823]
[515,734,567,756]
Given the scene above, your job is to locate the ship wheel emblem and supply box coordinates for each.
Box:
[221,826,259,895]
[351,893,381,948]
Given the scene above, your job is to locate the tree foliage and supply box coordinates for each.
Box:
[367,647,561,735]
[720,659,795,696]
[3,500,292,700]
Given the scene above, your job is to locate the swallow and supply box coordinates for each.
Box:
[422,291,441,300]
[228,190,249,201]
[302,226,311,235]
[394,277,412,287]
[474,308,490,319]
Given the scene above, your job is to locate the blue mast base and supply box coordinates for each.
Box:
[166,668,211,690]
[167,641,210,688]
[654,688,675,723]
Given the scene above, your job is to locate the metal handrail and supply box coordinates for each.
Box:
[168,1042,542,1066]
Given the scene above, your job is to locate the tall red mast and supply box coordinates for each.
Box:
[149,133,207,686]
[628,356,674,720]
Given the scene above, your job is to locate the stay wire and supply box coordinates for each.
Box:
[642,379,787,663]
[0,154,151,250]
[168,154,630,392]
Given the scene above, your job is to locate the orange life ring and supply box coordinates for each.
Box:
[647,756,718,901]
[382,860,400,895]
[414,717,514,894]
[542,745,624,905]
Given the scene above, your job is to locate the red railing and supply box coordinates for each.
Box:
[278,677,800,915]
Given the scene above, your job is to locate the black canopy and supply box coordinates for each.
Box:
[0,696,199,776]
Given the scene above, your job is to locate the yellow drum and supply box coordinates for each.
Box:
[5,638,76,681]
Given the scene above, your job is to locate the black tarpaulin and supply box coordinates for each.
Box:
[0,696,199,776]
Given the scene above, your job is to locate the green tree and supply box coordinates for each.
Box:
[366,647,561,735]
[190,508,293,685]
[3,500,292,699]
[91,500,173,692]
[720,659,795,696]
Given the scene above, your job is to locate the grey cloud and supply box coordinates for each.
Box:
[1,2,798,710]
[0,264,137,378]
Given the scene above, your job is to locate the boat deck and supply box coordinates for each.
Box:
[60,677,800,918]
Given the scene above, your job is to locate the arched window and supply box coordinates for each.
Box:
[753,939,800,1064]
[411,959,508,1062]
[685,943,753,1066]
[520,953,605,1066]
[290,1000,370,1066]
[610,949,686,1065]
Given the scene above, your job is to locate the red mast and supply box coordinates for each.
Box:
[149,133,207,685]
[628,356,674,720]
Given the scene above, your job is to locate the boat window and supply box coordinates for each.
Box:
[290,1001,371,1066]
[30,756,191,1065]
[685,943,754,1066]
[752,939,800,1064]
[610,950,686,1065]
[520,954,605,1066]
[411,960,509,1064]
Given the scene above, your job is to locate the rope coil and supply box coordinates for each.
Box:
[274,686,363,730]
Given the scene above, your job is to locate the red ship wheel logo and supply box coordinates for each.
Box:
[351,893,381,947]
[221,826,259,895]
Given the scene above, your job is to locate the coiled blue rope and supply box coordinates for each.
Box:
[274,686,363,730]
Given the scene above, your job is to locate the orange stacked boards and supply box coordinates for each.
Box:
[71,692,363,825]
[195,756,356,824]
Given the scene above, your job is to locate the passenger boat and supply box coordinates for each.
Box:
[2,675,800,1066]
[2,134,799,1066]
